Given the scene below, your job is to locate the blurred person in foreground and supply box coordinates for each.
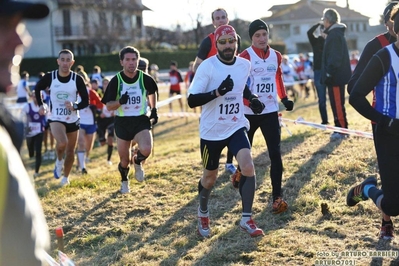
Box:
[346,3,399,240]
[346,1,398,240]
[320,8,351,140]
[239,19,294,215]
[0,0,51,265]
[188,25,265,238]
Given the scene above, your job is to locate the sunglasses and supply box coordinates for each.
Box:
[217,38,237,45]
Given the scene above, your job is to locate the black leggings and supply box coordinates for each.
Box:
[375,124,399,216]
[26,133,43,173]
[246,112,283,199]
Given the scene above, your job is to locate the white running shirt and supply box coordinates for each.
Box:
[188,55,250,141]
[48,70,79,123]
[244,47,280,115]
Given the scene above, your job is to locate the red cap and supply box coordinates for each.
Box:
[214,25,237,42]
[55,227,64,238]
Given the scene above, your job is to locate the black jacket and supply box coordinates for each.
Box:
[321,23,352,86]
[307,23,324,71]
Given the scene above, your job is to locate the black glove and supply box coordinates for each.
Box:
[216,74,234,96]
[249,94,265,114]
[149,108,158,125]
[324,76,333,86]
[281,97,294,111]
[119,91,129,105]
[379,115,399,136]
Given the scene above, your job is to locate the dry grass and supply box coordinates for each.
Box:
[24,84,399,265]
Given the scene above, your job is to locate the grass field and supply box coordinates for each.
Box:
[22,83,399,265]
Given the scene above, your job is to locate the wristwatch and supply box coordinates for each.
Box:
[73,103,78,110]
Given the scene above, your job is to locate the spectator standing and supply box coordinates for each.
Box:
[101,46,158,194]
[35,49,89,186]
[239,19,294,214]
[307,22,328,124]
[346,1,398,239]
[0,1,50,265]
[346,3,399,242]
[187,25,265,238]
[320,8,351,140]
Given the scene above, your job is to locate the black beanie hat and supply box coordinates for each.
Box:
[249,19,269,39]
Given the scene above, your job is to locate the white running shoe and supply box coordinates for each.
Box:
[60,177,70,186]
[107,160,113,165]
[132,155,145,182]
[54,159,64,179]
[240,218,264,237]
[197,208,211,238]
[120,181,130,194]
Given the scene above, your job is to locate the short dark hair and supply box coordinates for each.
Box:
[58,49,74,59]
[21,71,29,78]
[211,8,227,21]
[119,46,140,61]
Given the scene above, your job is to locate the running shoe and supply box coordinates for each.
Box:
[225,163,237,174]
[107,160,113,165]
[380,223,394,240]
[346,177,377,206]
[120,181,130,194]
[82,168,88,175]
[53,159,64,179]
[272,197,288,214]
[197,216,211,238]
[60,177,70,186]
[240,218,264,237]
[133,156,145,182]
[231,169,241,189]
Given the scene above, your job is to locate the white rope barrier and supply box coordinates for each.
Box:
[157,95,182,108]
[279,114,373,139]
